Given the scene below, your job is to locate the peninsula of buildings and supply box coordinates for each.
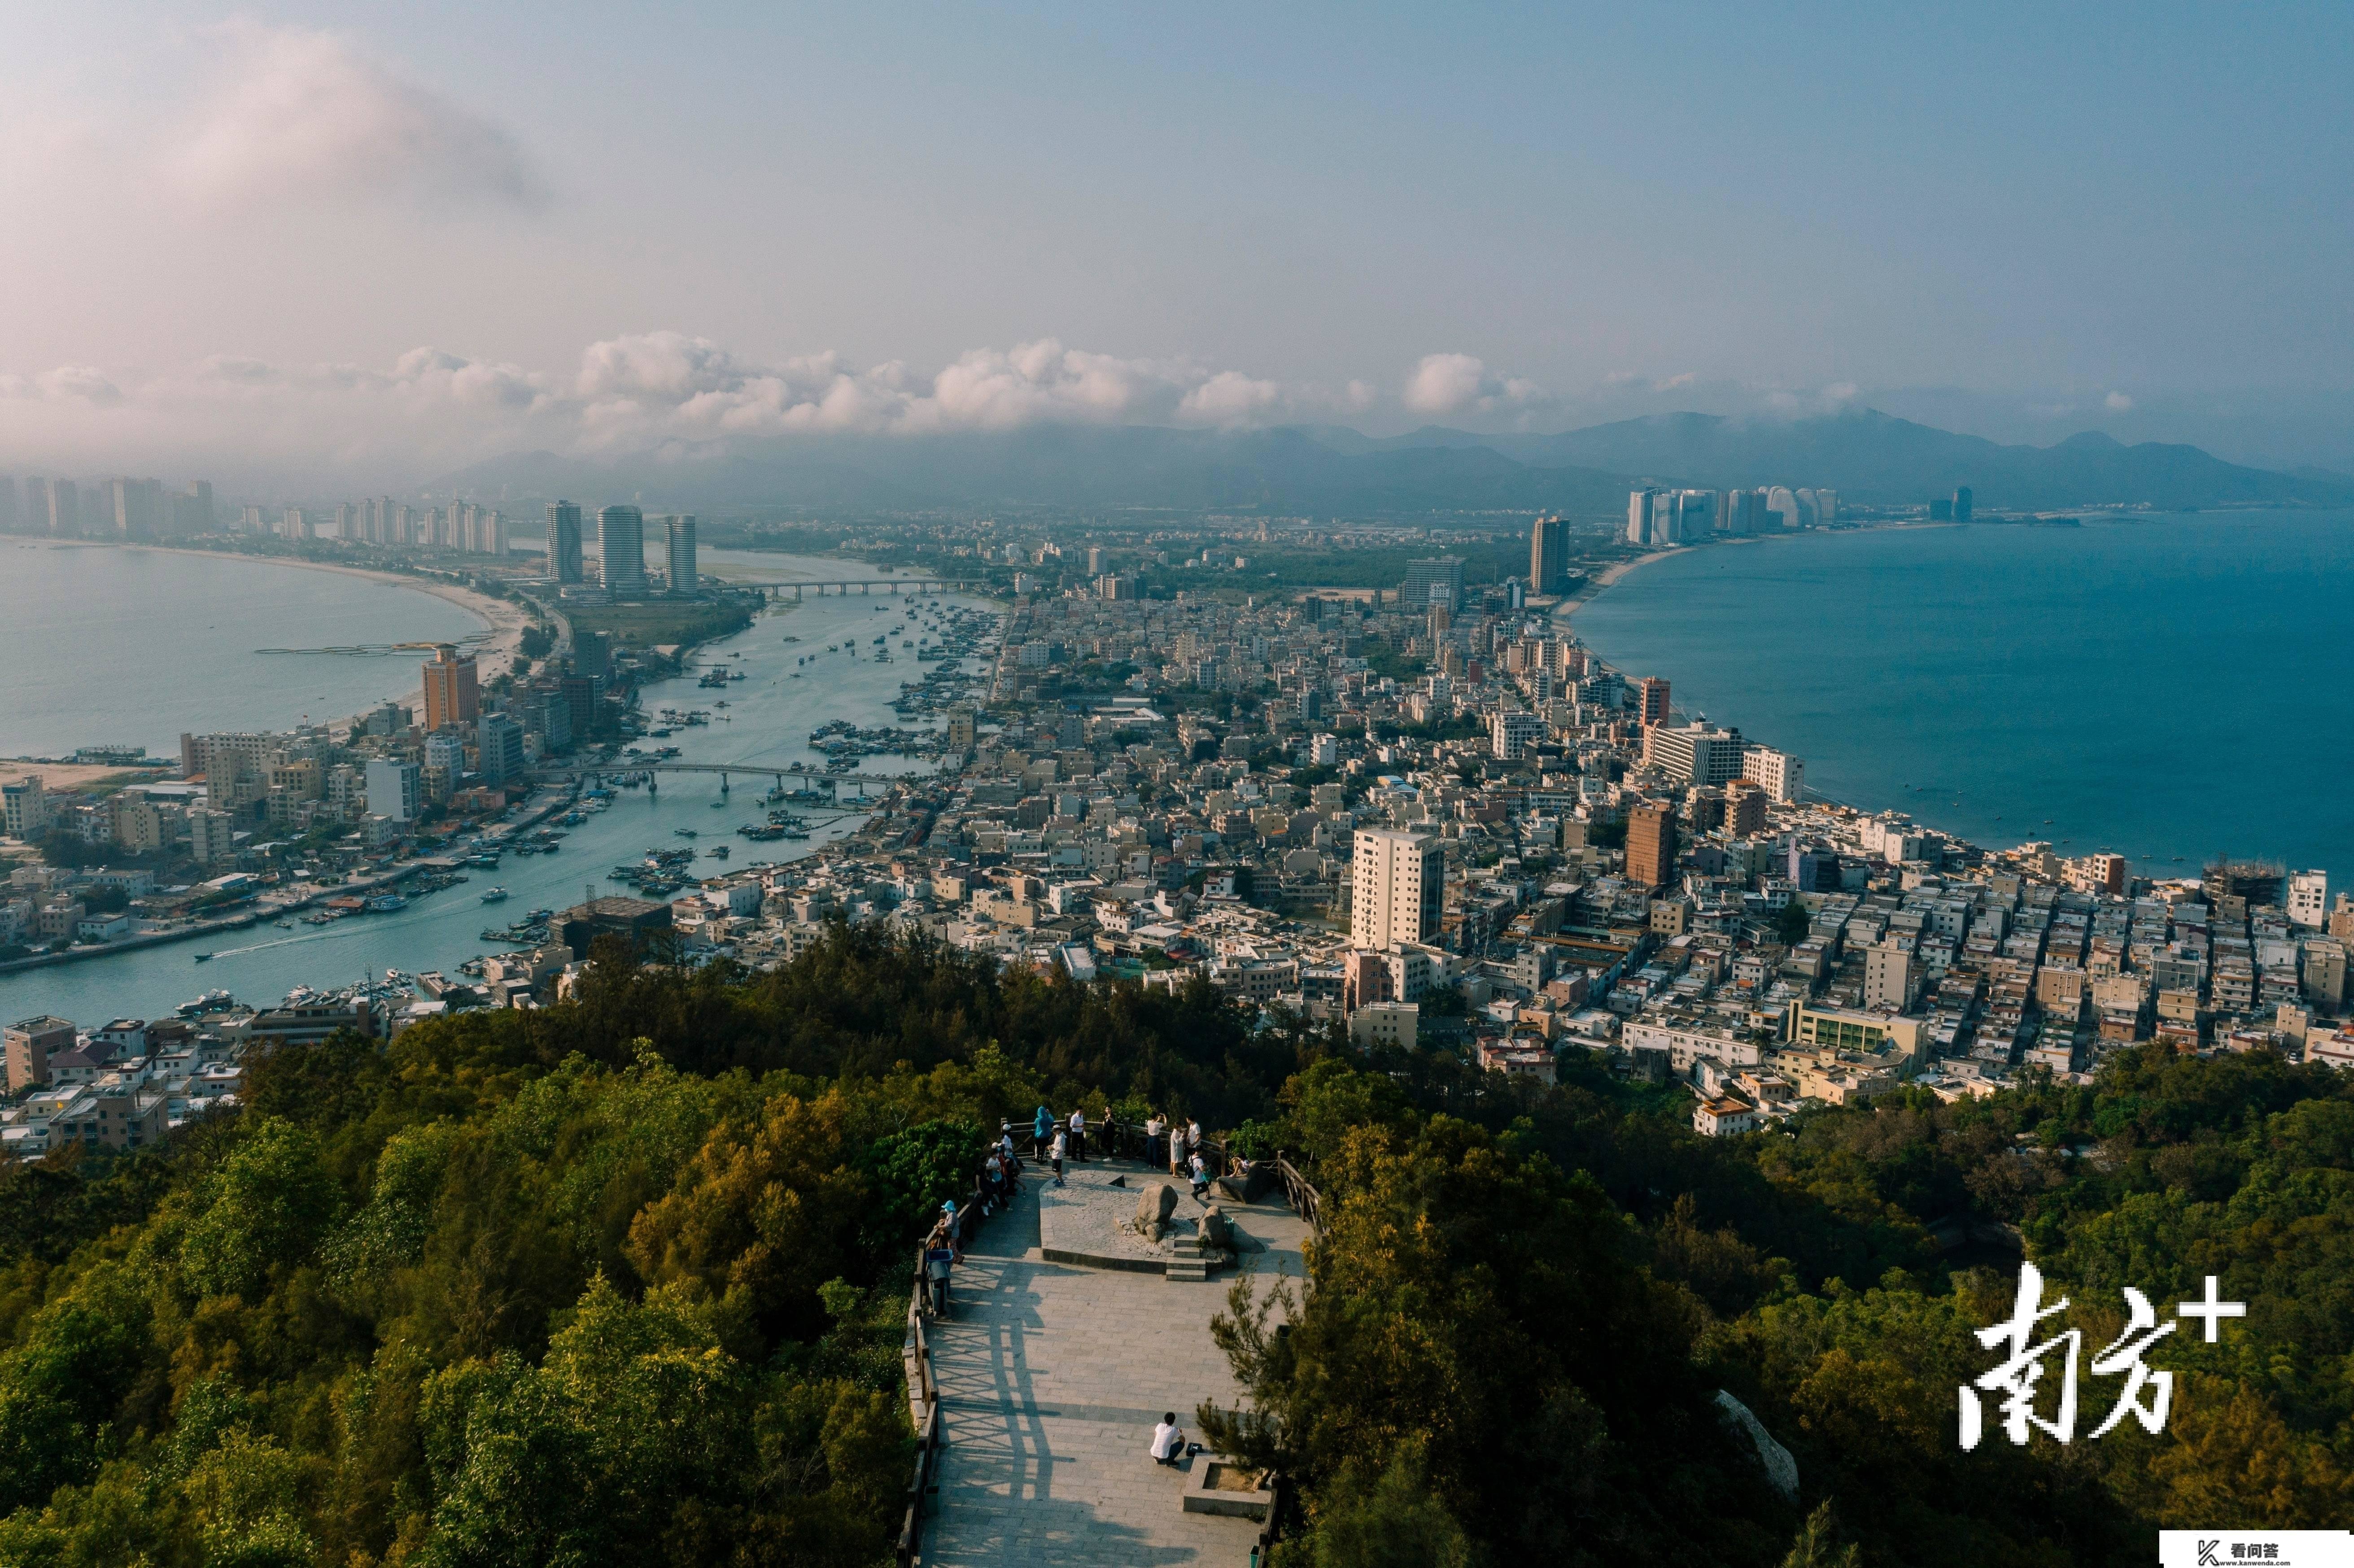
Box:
[6,486,2350,1163]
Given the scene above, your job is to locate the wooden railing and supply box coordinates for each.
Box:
[896,1157,1004,1566]
[1272,1154,1324,1235]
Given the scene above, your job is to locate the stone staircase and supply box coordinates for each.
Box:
[1165,1235,1213,1282]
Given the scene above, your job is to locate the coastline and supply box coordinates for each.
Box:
[1552,519,1964,623]
[87,542,531,717]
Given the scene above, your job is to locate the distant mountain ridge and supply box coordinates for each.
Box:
[428,408,2354,515]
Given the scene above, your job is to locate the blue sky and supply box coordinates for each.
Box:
[2,2,2349,480]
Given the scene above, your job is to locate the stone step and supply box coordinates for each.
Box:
[1165,1258,1211,1282]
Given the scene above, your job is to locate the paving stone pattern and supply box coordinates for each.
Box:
[1037,1162,1201,1266]
[926,1158,1310,1567]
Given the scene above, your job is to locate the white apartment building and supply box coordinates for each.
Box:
[1491,711,1546,760]
[2289,870,2328,929]
[364,759,420,824]
[1352,829,1444,951]
[1643,722,1746,786]
[1742,747,1805,804]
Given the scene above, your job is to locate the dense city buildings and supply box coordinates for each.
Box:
[7,500,2350,1175]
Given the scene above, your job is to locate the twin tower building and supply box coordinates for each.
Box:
[542,501,699,599]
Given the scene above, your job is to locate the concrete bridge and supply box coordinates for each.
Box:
[765,578,992,600]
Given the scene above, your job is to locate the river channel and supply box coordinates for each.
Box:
[3,549,992,1026]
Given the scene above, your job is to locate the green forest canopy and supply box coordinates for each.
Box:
[0,924,2343,1565]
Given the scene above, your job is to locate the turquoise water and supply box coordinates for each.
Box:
[0,541,483,757]
[1570,511,2354,882]
[1,546,987,1025]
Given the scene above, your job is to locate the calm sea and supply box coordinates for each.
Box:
[1570,510,2354,883]
[0,541,482,757]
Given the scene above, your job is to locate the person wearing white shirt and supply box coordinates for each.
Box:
[1150,1412,1185,1467]
[1067,1107,1087,1163]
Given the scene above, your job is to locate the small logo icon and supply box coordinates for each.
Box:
[2196,1542,2220,1566]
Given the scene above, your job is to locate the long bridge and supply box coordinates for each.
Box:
[761,578,992,600]
[531,760,947,795]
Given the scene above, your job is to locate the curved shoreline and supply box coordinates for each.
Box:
[1555,520,1965,624]
[59,540,530,716]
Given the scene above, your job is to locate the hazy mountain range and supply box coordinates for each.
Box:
[429,408,2354,517]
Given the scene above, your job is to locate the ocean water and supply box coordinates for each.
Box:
[0,545,988,1025]
[1569,510,2354,883]
[0,540,482,757]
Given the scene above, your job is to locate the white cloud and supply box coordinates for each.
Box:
[2105,390,2134,411]
[0,333,1380,482]
[170,21,546,213]
[1401,353,1545,419]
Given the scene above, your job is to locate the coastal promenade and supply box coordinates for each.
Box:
[923,1160,1308,1568]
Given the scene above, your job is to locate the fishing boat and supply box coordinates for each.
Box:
[481,886,510,903]
[193,952,214,963]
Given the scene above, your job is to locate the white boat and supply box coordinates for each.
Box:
[481,886,510,903]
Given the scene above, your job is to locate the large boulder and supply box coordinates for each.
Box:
[1136,1182,1180,1240]
[1200,1203,1231,1251]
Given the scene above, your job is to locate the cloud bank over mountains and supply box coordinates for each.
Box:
[0,330,1561,485]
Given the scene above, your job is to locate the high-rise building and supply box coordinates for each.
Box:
[664,514,698,596]
[1864,945,1915,1013]
[364,759,420,824]
[546,501,584,582]
[1529,514,1570,594]
[1727,779,1769,836]
[420,644,480,733]
[1398,557,1463,612]
[0,476,15,532]
[477,713,526,786]
[1351,828,1445,950]
[1491,711,1546,760]
[1742,747,1804,804]
[1,776,49,839]
[598,505,648,598]
[1952,487,1973,523]
[187,807,237,864]
[1627,488,1656,546]
[109,477,163,539]
[21,479,48,535]
[173,481,215,535]
[2288,869,2329,929]
[1642,721,1745,786]
[1625,804,1678,888]
[1635,676,1671,728]
[1086,546,1105,576]
[47,479,79,537]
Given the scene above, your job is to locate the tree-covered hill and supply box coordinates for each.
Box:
[0,926,2341,1564]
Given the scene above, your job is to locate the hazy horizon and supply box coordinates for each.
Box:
[4,4,2351,489]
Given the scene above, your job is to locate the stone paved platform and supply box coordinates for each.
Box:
[1037,1161,1225,1271]
[925,1158,1310,1567]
